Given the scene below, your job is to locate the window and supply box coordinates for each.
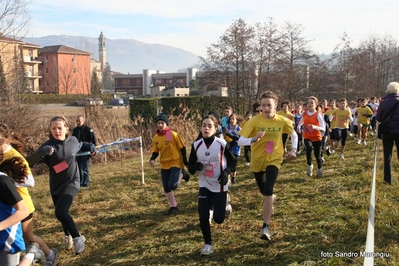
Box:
[73,80,77,86]
[72,55,76,63]
[45,55,48,61]
[45,68,49,74]
[73,68,76,74]
[46,81,49,86]
[53,54,56,61]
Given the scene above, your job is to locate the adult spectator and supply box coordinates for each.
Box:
[376,82,399,185]
[72,115,97,187]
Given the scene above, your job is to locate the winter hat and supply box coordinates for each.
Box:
[156,113,169,125]
[208,110,220,121]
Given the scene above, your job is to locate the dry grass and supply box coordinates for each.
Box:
[29,135,399,266]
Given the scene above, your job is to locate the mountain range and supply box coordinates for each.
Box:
[23,35,201,74]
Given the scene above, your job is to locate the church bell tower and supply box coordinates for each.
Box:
[98,32,106,70]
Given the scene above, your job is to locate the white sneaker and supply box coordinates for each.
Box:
[317,168,323,178]
[340,153,345,159]
[307,164,314,177]
[245,162,250,166]
[225,203,232,216]
[209,209,214,225]
[201,244,213,255]
[272,194,276,214]
[65,235,73,250]
[357,139,361,144]
[363,140,367,146]
[73,235,86,254]
[260,225,271,241]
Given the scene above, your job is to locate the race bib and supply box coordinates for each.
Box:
[205,163,215,177]
[53,161,69,174]
[265,141,274,154]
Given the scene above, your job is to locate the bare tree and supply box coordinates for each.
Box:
[202,18,256,112]
[0,0,30,39]
[0,0,30,100]
[253,18,283,100]
[277,22,314,101]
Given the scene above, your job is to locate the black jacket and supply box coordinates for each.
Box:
[72,125,97,145]
[26,136,95,194]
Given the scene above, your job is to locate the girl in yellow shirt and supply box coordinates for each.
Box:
[0,137,58,264]
[330,99,352,158]
[355,99,374,145]
[276,100,294,152]
[238,91,297,242]
[149,113,189,215]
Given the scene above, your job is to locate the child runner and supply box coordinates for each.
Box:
[276,100,294,152]
[0,159,45,265]
[26,115,95,255]
[356,98,374,145]
[188,115,237,255]
[241,111,253,166]
[226,113,241,184]
[325,99,338,154]
[0,137,58,265]
[221,106,233,128]
[149,113,189,215]
[331,99,352,159]
[297,96,326,177]
[293,103,304,154]
[237,91,297,241]
[350,101,358,138]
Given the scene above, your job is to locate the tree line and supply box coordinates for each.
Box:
[200,18,399,111]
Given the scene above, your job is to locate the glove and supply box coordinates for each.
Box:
[195,162,204,171]
[183,158,189,166]
[218,170,229,186]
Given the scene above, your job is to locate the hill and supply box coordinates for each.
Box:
[23,35,201,74]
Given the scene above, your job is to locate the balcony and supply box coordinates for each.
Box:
[26,71,42,78]
[23,56,42,64]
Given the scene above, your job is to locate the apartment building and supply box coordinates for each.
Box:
[0,36,42,94]
[113,67,228,97]
[39,45,91,94]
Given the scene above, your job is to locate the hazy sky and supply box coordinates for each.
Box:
[29,0,398,57]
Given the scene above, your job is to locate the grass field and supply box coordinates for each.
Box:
[28,136,398,266]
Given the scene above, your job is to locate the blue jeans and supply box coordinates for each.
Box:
[77,155,90,186]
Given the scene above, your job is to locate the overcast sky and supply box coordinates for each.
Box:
[29,0,398,57]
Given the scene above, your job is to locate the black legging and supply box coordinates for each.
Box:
[304,139,323,169]
[51,186,80,238]
[253,165,279,196]
[198,187,227,245]
[244,146,251,163]
[282,133,288,150]
[334,128,348,146]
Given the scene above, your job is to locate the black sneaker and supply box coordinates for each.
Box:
[325,147,331,156]
[166,206,179,215]
[182,170,190,182]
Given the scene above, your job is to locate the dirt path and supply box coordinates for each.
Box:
[36,104,129,120]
